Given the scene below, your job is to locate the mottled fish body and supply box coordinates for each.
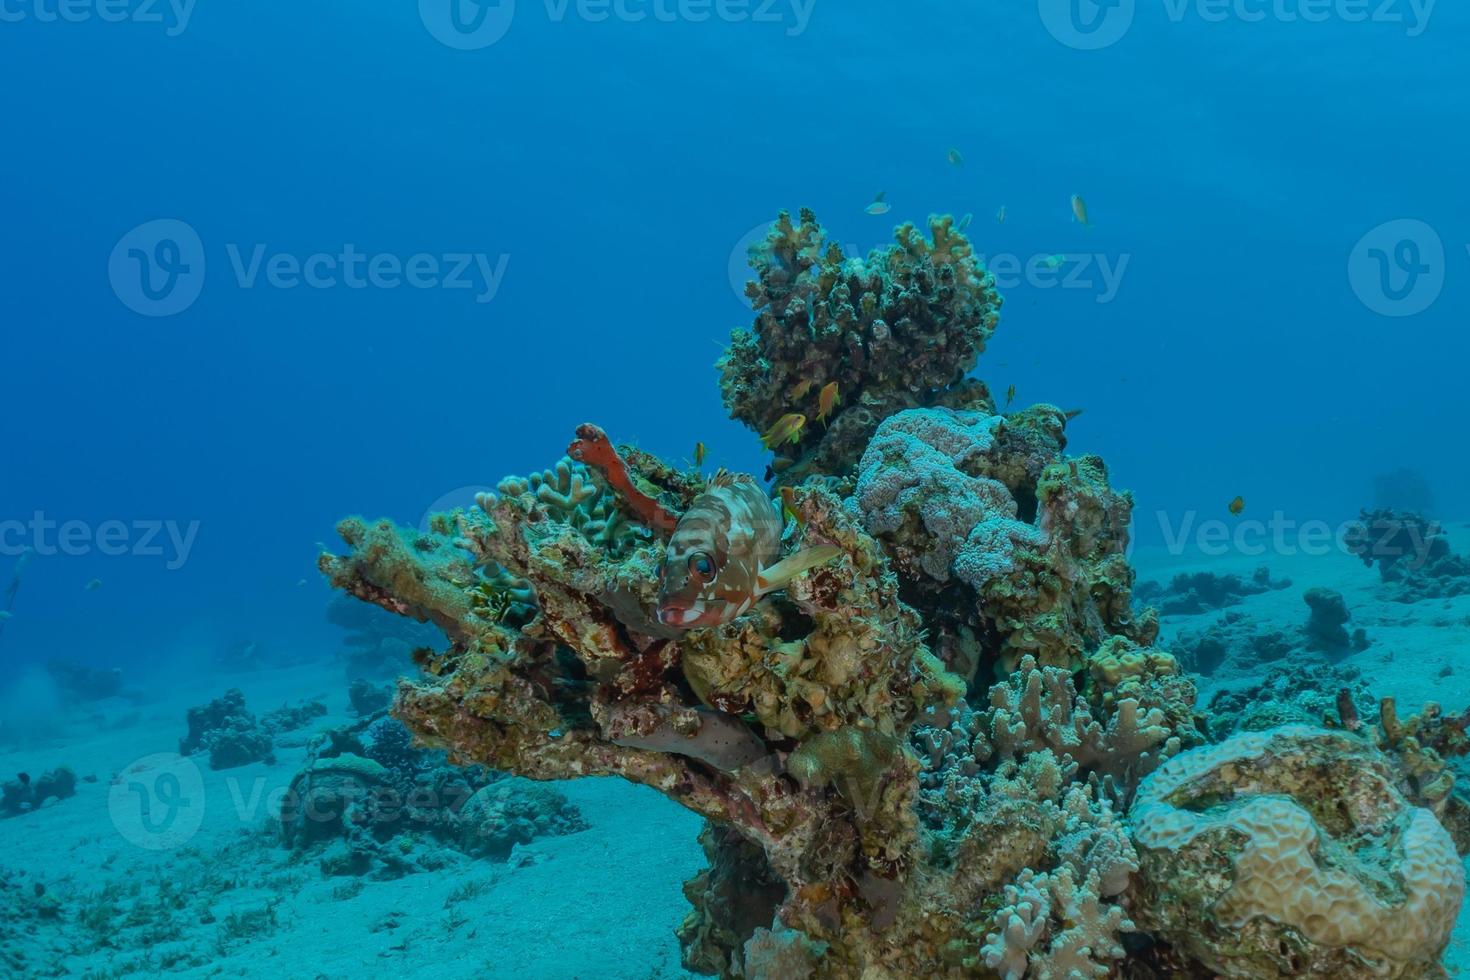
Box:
[656,472,839,629]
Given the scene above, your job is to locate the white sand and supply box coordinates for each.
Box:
[1,529,1466,976]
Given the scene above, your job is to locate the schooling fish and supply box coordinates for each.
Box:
[760,413,806,450]
[865,192,891,216]
[1005,384,1016,408]
[656,472,840,630]
[780,486,803,527]
[1229,495,1246,516]
[85,578,102,591]
[957,212,973,232]
[789,378,816,401]
[947,147,964,167]
[694,442,707,469]
[996,205,1007,224]
[816,381,840,423]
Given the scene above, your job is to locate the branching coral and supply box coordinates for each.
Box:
[319,209,1465,979]
[719,210,1002,479]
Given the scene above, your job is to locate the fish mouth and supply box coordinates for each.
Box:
[657,605,699,629]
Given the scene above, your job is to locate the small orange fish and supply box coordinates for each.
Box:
[780,486,804,527]
[694,442,707,469]
[1071,194,1090,227]
[1005,384,1016,408]
[1229,496,1245,516]
[816,382,841,423]
[790,378,816,401]
[761,413,807,450]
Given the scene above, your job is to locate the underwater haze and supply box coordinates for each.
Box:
[1,1,1468,977]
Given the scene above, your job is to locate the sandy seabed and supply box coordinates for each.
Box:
[1,530,1467,978]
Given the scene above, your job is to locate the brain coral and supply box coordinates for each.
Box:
[1129,724,1465,978]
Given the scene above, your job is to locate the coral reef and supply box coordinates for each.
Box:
[348,677,392,716]
[279,716,582,877]
[1134,565,1289,615]
[319,210,1466,978]
[848,406,1151,678]
[718,209,1002,481]
[1346,508,1470,602]
[178,689,275,770]
[1130,725,1465,977]
[1302,586,1368,654]
[1206,660,1375,739]
[44,660,124,703]
[1172,610,1302,676]
[1,768,77,818]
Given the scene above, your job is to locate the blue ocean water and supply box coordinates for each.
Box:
[1,3,1468,976]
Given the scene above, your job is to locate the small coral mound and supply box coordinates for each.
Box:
[179,689,274,770]
[1130,725,1465,978]
[849,406,1149,676]
[1134,565,1290,615]
[1302,586,1368,654]
[1,768,77,818]
[1345,508,1470,602]
[719,209,1001,479]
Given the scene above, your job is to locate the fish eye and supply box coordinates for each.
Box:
[688,553,715,581]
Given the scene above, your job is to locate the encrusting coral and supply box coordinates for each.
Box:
[1130,725,1465,978]
[320,210,1466,978]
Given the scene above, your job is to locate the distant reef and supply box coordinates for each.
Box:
[321,211,1468,979]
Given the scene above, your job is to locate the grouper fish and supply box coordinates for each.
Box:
[656,470,841,630]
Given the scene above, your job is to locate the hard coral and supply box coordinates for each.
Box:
[1130,725,1465,978]
[850,407,1150,676]
[320,209,1464,978]
[719,210,1001,479]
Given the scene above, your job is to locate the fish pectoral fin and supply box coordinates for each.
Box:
[755,546,844,596]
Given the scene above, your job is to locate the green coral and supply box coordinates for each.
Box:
[318,208,1465,980]
[719,209,1002,479]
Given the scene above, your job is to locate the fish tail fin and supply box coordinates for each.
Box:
[756,545,843,596]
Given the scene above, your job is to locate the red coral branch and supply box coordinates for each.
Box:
[568,423,680,534]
